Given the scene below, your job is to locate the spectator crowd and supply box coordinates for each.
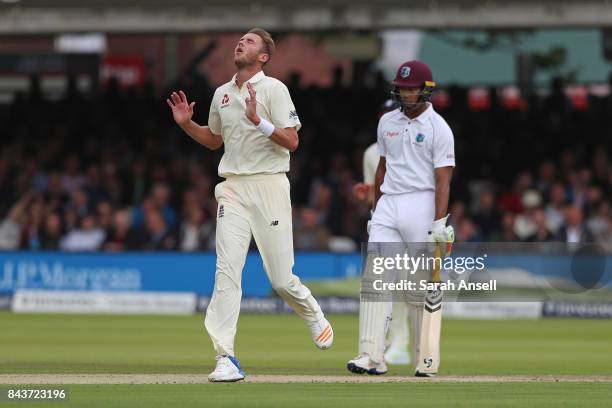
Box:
[1,72,612,252]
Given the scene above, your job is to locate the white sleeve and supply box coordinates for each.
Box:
[269,82,301,131]
[207,91,222,135]
[376,119,386,157]
[433,123,455,168]
[363,144,379,185]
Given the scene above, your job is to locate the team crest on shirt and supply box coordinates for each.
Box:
[416,133,426,143]
[400,66,411,78]
[221,93,230,108]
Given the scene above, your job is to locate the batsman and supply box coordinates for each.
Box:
[347,60,455,377]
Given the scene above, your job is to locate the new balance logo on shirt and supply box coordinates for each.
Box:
[270,220,279,226]
[218,205,225,218]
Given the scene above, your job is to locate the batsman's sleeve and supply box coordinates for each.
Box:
[269,82,302,131]
[208,93,222,135]
[433,122,455,168]
[376,118,387,157]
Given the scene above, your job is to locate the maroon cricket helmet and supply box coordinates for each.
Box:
[391,60,436,89]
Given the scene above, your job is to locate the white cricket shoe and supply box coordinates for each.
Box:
[384,345,411,365]
[346,354,388,375]
[208,355,245,382]
[307,317,334,349]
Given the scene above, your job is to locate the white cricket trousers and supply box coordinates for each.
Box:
[205,173,324,357]
[359,190,434,362]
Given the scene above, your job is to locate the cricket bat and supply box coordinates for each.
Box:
[415,242,443,377]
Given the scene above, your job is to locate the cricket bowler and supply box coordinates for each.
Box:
[347,60,455,376]
[167,28,333,383]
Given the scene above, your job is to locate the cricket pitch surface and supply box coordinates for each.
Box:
[2,374,612,384]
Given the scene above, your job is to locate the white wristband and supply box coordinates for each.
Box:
[257,118,275,137]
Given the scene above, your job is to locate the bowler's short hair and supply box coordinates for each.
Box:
[248,27,275,65]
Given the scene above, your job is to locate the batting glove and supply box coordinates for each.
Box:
[428,214,455,257]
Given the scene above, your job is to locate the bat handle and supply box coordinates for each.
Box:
[432,242,442,283]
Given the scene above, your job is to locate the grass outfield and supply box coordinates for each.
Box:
[2,312,612,375]
[1,312,611,407]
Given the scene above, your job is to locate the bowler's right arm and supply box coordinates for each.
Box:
[167,90,223,150]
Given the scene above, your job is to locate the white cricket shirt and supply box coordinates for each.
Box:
[208,71,301,177]
[377,103,455,194]
[363,142,379,185]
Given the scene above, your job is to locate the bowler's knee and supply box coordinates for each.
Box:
[271,275,300,295]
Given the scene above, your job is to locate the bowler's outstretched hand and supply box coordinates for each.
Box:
[167,90,195,126]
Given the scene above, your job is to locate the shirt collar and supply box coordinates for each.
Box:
[232,71,266,87]
[406,102,433,124]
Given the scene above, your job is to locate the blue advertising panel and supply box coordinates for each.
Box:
[0,251,363,296]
